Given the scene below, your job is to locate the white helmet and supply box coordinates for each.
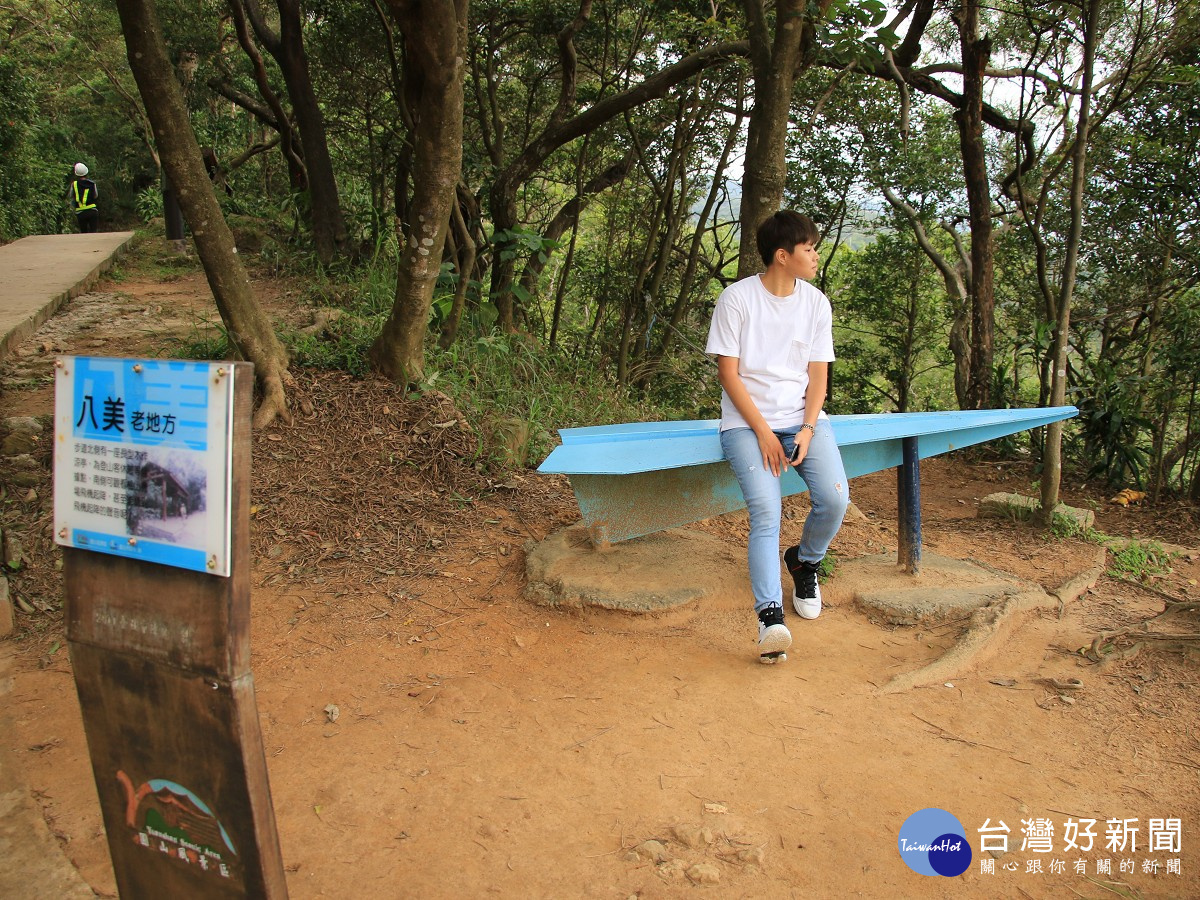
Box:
[74,163,89,177]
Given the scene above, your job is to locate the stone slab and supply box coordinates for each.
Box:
[977,491,1095,529]
[525,525,742,612]
[839,552,1049,626]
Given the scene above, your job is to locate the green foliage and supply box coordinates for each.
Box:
[817,0,900,66]
[135,186,164,223]
[829,229,953,412]
[1046,512,1106,544]
[825,334,887,414]
[429,261,497,336]
[424,333,661,468]
[493,228,561,265]
[817,553,837,581]
[1106,540,1174,582]
[1072,358,1153,487]
[282,264,395,374]
[174,315,232,361]
[0,53,69,240]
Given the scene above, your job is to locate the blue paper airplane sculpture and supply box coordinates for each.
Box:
[538,407,1078,545]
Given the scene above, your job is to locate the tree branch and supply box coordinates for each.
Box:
[206,75,280,129]
[494,40,750,203]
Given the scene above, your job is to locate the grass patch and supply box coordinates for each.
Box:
[1106,539,1175,581]
[424,333,663,468]
[1047,511,1108,544]
[268,259,683,468]
[174,315,232,360]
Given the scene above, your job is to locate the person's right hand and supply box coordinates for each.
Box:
[756,427,788,477]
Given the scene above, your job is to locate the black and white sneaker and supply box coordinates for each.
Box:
[757,604,792,664]
[785,546,822,619]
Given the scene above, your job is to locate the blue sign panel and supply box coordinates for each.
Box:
[54,357,234,576]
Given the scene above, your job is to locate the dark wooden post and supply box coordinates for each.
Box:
[162,173,186,244]
[64,362,287,898]
[897,436,922,575]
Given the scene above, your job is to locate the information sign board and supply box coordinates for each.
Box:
[53,356,234,576]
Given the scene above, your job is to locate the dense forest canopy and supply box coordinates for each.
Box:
[1,0,1198,504]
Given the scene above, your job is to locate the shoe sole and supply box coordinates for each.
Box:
[758,623,792,662]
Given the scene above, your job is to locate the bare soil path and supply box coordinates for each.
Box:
[2,242,1199,898]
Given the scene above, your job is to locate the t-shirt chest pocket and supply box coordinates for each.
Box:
[788,339,811,372]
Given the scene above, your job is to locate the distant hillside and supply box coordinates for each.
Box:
[693,186,883,252]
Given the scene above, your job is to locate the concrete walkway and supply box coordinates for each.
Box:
[0,232,135,898]
[0,231,136,360]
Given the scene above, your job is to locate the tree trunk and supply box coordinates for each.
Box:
[737,0,809,278]
[239,0,349,263]
[115,0,291,429]
[487,40,751,329]
[953,0,995,410]
[275,0,349,263]
[369,0,469,386]
[221,2,307,190]
[897,250,924,413]
[883,188,973,408]
[1038,0,1100,524]
[437,188,476,350]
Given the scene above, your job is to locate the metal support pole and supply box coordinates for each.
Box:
[897,435,922,575]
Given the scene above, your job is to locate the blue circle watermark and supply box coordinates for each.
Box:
[898,808,973,877]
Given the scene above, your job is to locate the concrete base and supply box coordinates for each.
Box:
[525,525,743,612]
[523,531,1100,694]
[832,552,1063,692]
[841,552,1047,626]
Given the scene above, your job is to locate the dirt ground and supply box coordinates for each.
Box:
[3,245,1200,899]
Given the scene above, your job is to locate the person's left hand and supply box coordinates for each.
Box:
[790,428,814,466]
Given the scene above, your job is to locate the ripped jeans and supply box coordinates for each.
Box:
[720,420,849,612]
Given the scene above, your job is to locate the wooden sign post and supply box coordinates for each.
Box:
[55,357,287,898]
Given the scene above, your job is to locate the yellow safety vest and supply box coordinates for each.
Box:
[73,181,96,212]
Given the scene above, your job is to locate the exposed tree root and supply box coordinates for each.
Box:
[879,558,1106,693]
[252,369,294,430]
[1088,576,1199,664]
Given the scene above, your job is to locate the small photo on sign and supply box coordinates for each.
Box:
[125,450,208,545]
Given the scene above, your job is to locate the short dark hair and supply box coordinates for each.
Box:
[756,211,820,266]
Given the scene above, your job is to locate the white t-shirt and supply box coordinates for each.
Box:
[705,274,835,431]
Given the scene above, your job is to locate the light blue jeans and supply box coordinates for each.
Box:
[720,421,849,612]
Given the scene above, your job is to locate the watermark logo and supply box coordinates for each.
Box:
[898,808,973,877]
